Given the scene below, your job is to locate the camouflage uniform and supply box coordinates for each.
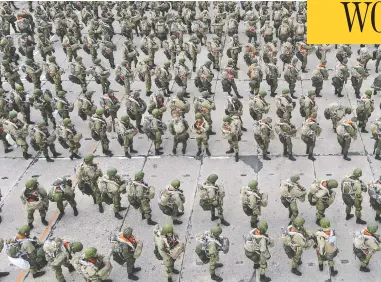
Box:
[253,117,274,160]
[126,91,147,133]
[115,115,138,158]
[280,176,307,223]
[48,177,78,219]
[336,119,357,160]
[192,113,211,156]
[301,114,322,160]
[89,109,113,156]
[356,90,375,132]
[158,180,185,224]
[58,118,82,160]
[221,115,241,162]
[34,121,61,162]
[241,181,268,227]
[169,116,189,155]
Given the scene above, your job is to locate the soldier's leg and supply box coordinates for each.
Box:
[301,56,307,72]
[126,257,136,275]
[113,193,121,212]
[361,253,374,268]
[316,202,326,224]
[192,56,197,72]
[145,76,152,95]
[49,144,61,157]
[140,200,152,219]
[203,137,210,156]
[196,137,202,156]
[181,136,188,154]
[289,81,296,97]
[38,207,48,225]
[233,137,239,161]
[163,256,175,279]
[354,199,366,223]
[100,132,111,154]
[292,248,303,269]
[27,208,35,225]
[172,136,179,154]
[251,214,258,227]
[124,79,131,95]
[154,132,162,154]
[123,136,131,157]
[287,137,295,160]
[259,254,269,277]
[289,200,299,222]
[343,138,351,160]
[332,118,338,132]
[66,194,78,216]
[345,204,353,218]
[226,139,234,153]
[52,265,65,282]
[136,114,142,131]
[41,145,53,162]
[317,253,324,270]
[231,80,241,97]
[56,200,65,213]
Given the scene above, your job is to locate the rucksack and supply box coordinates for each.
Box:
[299,95,306,117]
[142,115,154,134]
[279,25,289,35]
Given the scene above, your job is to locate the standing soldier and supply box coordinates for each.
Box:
[212,15,225,39]
[243,43,260,67]
[199,174,230,226]
[115,61,133,96]
[57,118,82,160]
[240,180,268,228]
[350,63,369,98]
[3,111,32,159]
[368,178,381,221]
[126,91,147,133]
[34,121,61,162]
[98,168,128,219]
[163,35,179,65]
[342,169,368,224]
[75,154,104,212]
[296,38,313,73]
[142,109,166,155]
[72,248,113,282]
[100,89,121,131]
[324,103,352,132]
[195,226,228,282]
[276,89,296,120]
[73,56,87,93]
[356,90,375,133]
[353,223,381,272]
[155,61,173,97]
[207,35,223,71]
[83,32,99,63]
[171,17,187,48]
[260,20,274,43]
[158,179,185,225]
[262,40,277,65]
[168,116,189,155]
[225,96,247,131]
[192,113,211,156]
[195,61,214,94]
[46,56,65,93]
[148,91,167,120]
[249,90,270,121]
[111,227,143,281]
[121,41,138,69]
[54,91,73,120]
[10,85,34,125]
[126,171,157,225]
[0,89,13,154]
[221,115,241,162]
[281,217,315,276]
[76,91,96,121]
[247,58,263,95]
[115,115,138,158]
[265,59,281,97]
[137,57,154,97]
[336,44,352,64]
[244,19,258,43]
[221,59,242,98]
[301,113,322,161]
[299,90,317,119]
[48,177,78,219]
[357,46,372,69]
[155,16,169,47]
[44,238,83,282]
[89,108,113,156]
[33,89,56,128]
[62,30,79,63]
[275,116,297,160]
[308,179,338,225]
[227,35,242,70]
[141,34,159,66]
[194,91,216,135]
[2,60,23,90]
[336,118,358,160]
[370,118,381,160]
[283,58,300,99]
[253,117,274,160]
[244,222,273,282]
[174,58,191,95]
[184,35,200,72]
[314,218,339,276]
[169,91,190,118]
[37,33,54,62]
[280,175,307,224]
[21,179,49,229]
[100,39,116,69]
[311,60,329,97]
[280,38,294,70]
[93,58,111,94]
[332,58,350,98]
[23,59,42,90]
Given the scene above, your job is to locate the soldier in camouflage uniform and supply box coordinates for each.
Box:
[311,60,329,97]
[336,118,357,161]
[73,56,87,93]
[265,58,281,97]
[138,57,154,97]
[55,91,73,120]
[249,90,270,121]
[368,178,381,220]
[0,89,12,153]
[195,61,214,94]
[221,115,241,162]
[174,58,191,95]
[247,58,263,96]
[194,91,216,135]
[48,177,78,220]
[11,85,34,125]
[356,90,375,133]
[32,89,55,127]
[253,117,274,160]
[148,91,167,120]
[283,58,300,99]
[280,175,307,224]
[163,35,179,65]
[46,56,65,93]
[89,109,113,156]
[23,59,42,89]
[21,179,49,229]
[225,96,247,131]
[221,59,243,98]
[357,46,372,70]
[76,91,96,121]
[37,32,54,62]
[332,58,350,98]
[183,34,200,72]
[144,109,166,155]
[115,115,138,159]
[244,221,273,282]
[351,63,369,98]
[324,103,352,132]
[100,89,121,131]
[58,118,82,160]
[2,60,23,90]
[192,113,211,156]
[169,115,189,155]
[158,179,185,224]
[121,40,138,70]
[207,35,223,71]
[34,121,61,162]
[280,38,294,70]
[299,90,317,119]
[115,61,133,96]
[260,20,274,43]
[276,89,296,121]
[370,117,381,160]
[341,168,368,224]
[126,91,147,133]
[228,35,242,70]
[155,61,173,97]
[301,113,322,161]
[275,117,297,161]
[62,30,79,63]
[296,38,312,73]
[93,58,111,94]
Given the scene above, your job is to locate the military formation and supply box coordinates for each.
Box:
[2,1,381,282]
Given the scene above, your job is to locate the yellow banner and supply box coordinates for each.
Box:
[307,0,381,44]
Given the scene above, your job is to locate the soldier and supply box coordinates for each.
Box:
[221,59,242,98]
[212,15,225,39]
[357,45,372,70]
[126,171,157,225]
[137,57,154,97]
[276,89,296,120]
[158,179,185,224]
[283,58,300,99]
[244,18,258,43]
[299,90,317,119]
[111,227,142,281]
[353,223,381,272]
[199,174,230,226]
[5,225,47,278]
[100,89,121,130]
[281,217,315,276]
[169,91,190,118]
[72,247,112,282]
[195,61,214,94]
[280,38,294,70]
[253,117,274,160]
[143,109,166,155]
[37,32,54,62]
[55,91,73,120]
[228,35,242,70]
[171,17,187,48]
[98,168,128,219]
[336,44,352,64]
[58,118,82,160]
[155,61,173,97]
[324,103,352,132]
[62,30,79,63]
[370,118,381,160]
[168,116,189,155]
[73,56,87,93]
[147,91,166,121]
[115,115,138,159]
[100,39,116,69]
[155,16,169,47]
[261,20,274,43]
[10,85,34,124]
[275,116,297,160]
[296,38,313,73]
[241,180,268,228]
[351,62,369,98]
[308,179,338,225]
[278,18,292,43]
[244,221,273,282]
[194,91,216,135]
[48,177,78,219]
[23,59,42,89]
[247,58,263,96]
[89,108,113,156]
[93,58,111,94]
[46,56,65,93]
[83,32,99,63]
[154,224,183,282]
[262,40,277,64]
[221,115,241,162]
[2,60,23,90]
[75,154,104,212]
[21,179,49,229]
[76,91,96,121]
[265,59,281,97]
[126,91,147,133]
[195,226,228,282]
[115,61,133,96]
[163,35,179,65]
[3,111,32,159]
[314,218,339,276]
[356,90,375,133]
[183,34,200,72]
[249,90,270,121]
[174,58,191,95]
[121,41,138,70]
[342,168,368,224]
[332,58,350,98]
[44,238,83,282]
[311,60,329,97]
[33,88,56,128]
[336,118,358,160]
[192,113,211,156]
[280,175,307,223]
[225,96,246,131]
[0,91,12,154]
[141,34,159,66]
[207,35,223,71]
[301,113,322,161]
[34,121,61,162]
[16,12,34,35]
[368,178,381,221]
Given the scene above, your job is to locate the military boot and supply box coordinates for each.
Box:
[356,217,367,224]
[132,267,141,273]
[361,127,368,133]
[205,148,211,156]
[0,272,9,277]
[128,273,139,281]
[130,146,138,153]
[208,130,216,135]
[41,217,49,226]
[220,218,230,226]
[99,204,104,213]
[346,213,354,220]
[28,222,34,229]
[147,218,157,225]
[211,274,223,282]
[67,264,75,273]
[235,152,239,162]
[23,152,33,159]
[260,274,271,282]
[155,149,163,155]
[125,151,131,158]
[57,211,65,220]
[50,145,61,157]
[308,153,316,161]
[330,267,338,276]
[319,264,323,271]
[196,148,202,156]
[343,152,351,161]
[172,147,177,155]
[45,155,54,162]
[32,271,45,278]
[376,154,381,160]
[360,266,370,272]
[288,154,296,161]
[173,219,183,225]
[182,144,186,154]
[241,126,247,131]
[226,148,234,154]
[263,153,271,160]
[70,153,81,160]
[115,212,123,219]
[211,210,219,221]
[73,206,78,216]
[291,267,302,276]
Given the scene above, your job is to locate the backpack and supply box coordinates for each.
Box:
[279,25,289,35]
[126,180,140,208]
[172,119,185,134]
[98,177,122,194]
[228,19,236,30]
[296,24,304,35]
[142,115,154,134]
[299,95,306,117]
[308,181,320,206]
[69,62,76,75]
